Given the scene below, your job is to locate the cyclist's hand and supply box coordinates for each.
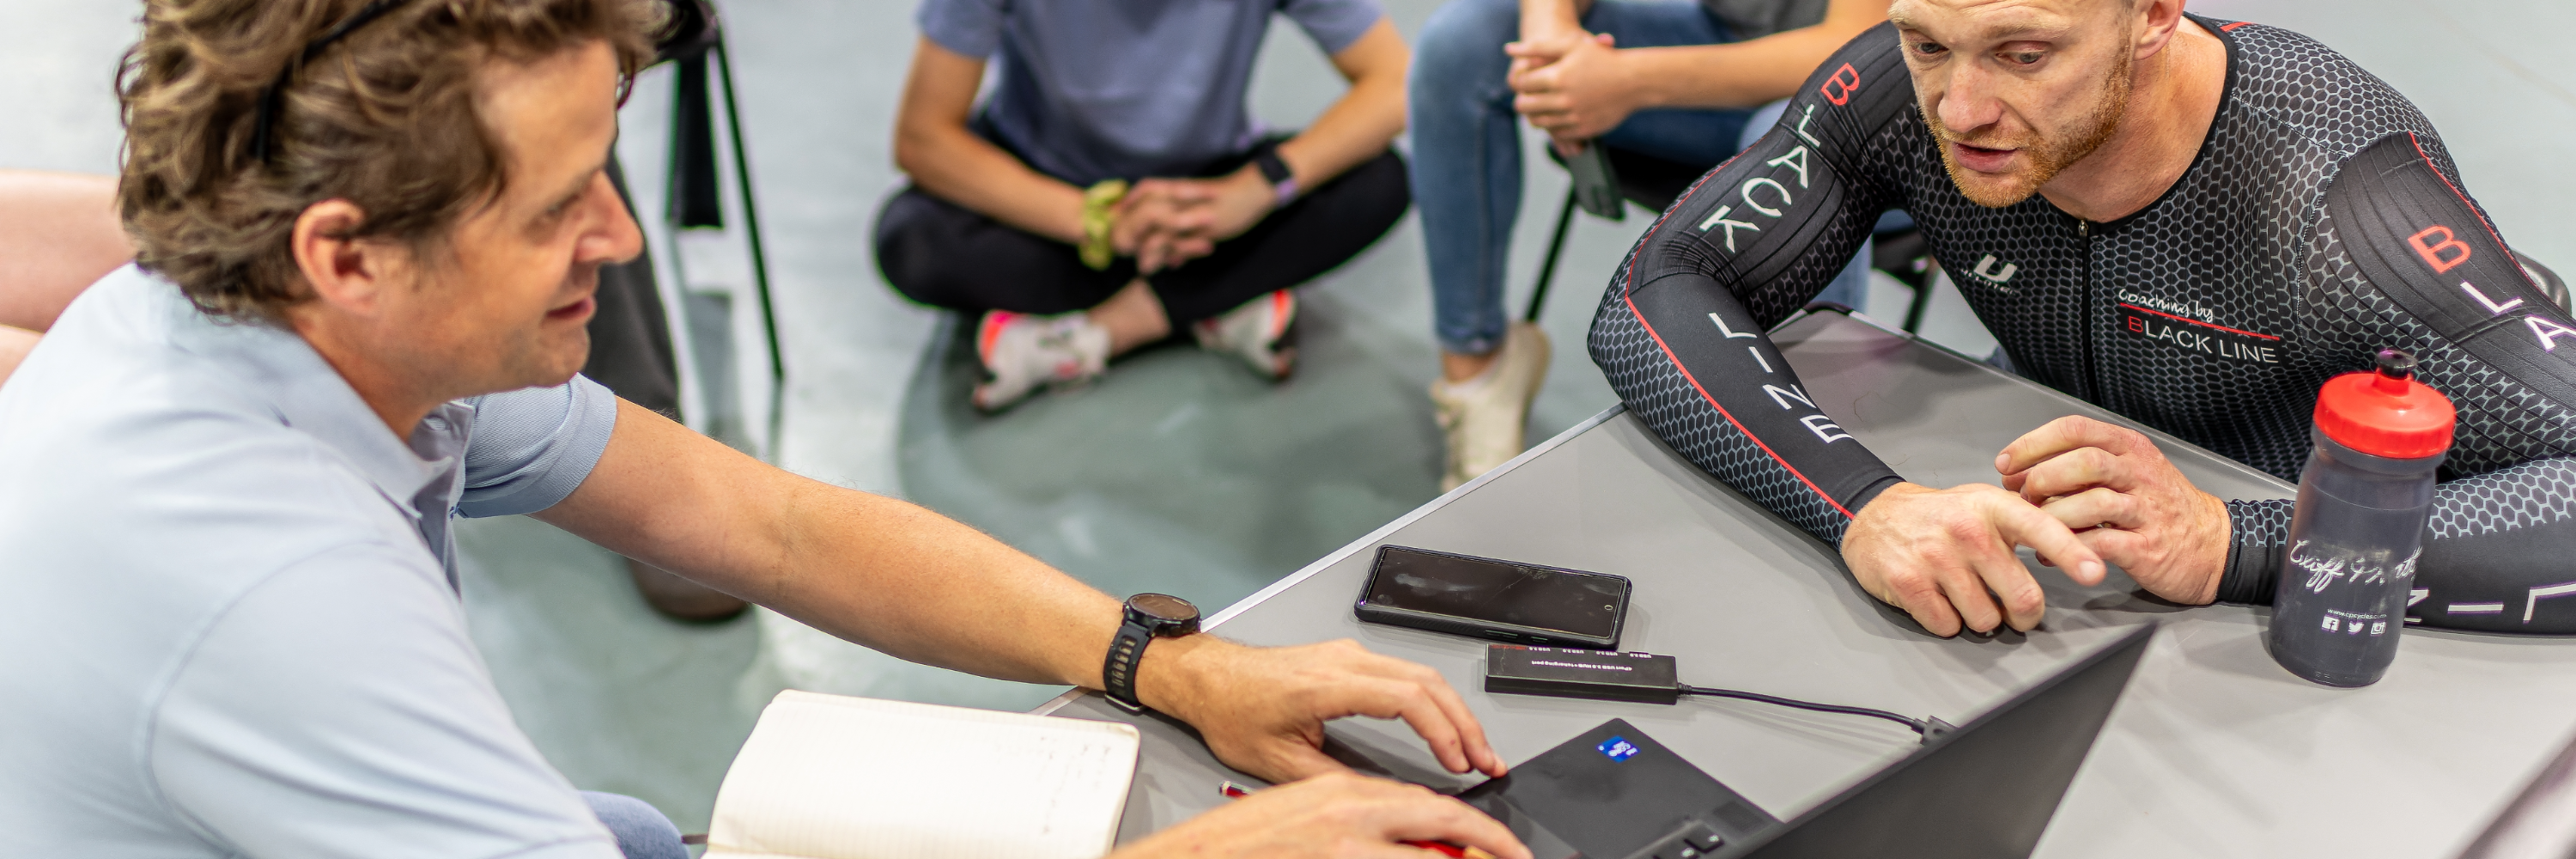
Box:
[1998,416,2230,606]
[1841,482,2105,636]
[1110,772,1530,859]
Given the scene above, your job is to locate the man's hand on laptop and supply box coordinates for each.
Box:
[1997,416,2230,606]
[1840,482,2106,637]
[1138,637,1508,783]
[1115,772,1532,859]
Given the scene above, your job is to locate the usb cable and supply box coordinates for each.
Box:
[1679,685,1954,744]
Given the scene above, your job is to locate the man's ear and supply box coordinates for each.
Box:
[2133,0,2186,60]
[289,199,398,316]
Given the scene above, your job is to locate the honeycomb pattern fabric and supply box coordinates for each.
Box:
[1588,16,2576,632]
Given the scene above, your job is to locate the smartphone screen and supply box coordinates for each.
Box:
[1364,546,1625,640]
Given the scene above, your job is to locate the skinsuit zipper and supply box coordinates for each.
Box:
[2077,217,2098,401]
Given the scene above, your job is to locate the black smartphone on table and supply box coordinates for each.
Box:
[1354,545,1631,649]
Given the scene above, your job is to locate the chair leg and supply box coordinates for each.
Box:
[1901,267,1936,334]
[1524,188,1581,323]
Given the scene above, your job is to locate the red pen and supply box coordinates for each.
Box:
[1217,782,1496,859]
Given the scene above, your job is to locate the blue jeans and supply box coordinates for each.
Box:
[584,791,689,859]
[1410,0,1865,355]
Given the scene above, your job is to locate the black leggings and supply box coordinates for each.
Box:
[872,149,1410,326]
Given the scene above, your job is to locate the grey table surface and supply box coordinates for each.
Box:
[1037,311,2576,858]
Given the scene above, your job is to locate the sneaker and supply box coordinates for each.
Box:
[1430,321,1551,491]
[1192,289,1297,380]
[972,309,1109,411]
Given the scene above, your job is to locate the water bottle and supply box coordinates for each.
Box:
[2267,349,2455,687]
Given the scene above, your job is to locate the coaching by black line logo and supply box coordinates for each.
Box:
[2117,302,2281,364]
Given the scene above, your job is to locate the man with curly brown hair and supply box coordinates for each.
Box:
[0,3,1532,856]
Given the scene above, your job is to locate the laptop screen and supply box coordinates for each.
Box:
[1720,624,2154,859]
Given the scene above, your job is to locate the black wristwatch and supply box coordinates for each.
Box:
[1103,593,1201,713]
[1251,143,1294,186]
[1251,143,1298,204]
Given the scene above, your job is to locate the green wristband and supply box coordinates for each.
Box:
[1079,180,1128,271]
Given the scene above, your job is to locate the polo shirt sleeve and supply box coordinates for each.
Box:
[456,375,619,518]
[917,0,1006,59]
[1280,0,1383,55]
[149,543,621,859]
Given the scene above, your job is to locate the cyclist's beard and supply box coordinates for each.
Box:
[1924,51,2133,208]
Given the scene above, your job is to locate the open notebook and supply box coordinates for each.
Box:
[704,690,1142,859]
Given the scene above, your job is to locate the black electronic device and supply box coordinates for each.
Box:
[1460,624,2157,859]
[1485,646,1681,704]
[1455,720,1775,859]
[1483,646,1949,740]
[1356,545,1630,649]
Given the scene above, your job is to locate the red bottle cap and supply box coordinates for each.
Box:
[2313,349,2455,460]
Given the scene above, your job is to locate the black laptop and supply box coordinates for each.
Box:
[1455,624,2157,859]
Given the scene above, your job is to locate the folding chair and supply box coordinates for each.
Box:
[2518,252,2570,313]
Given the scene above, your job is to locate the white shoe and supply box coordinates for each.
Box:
[1431,321,1551,491]
[971,310,1109,411]
[1192,289,1297,380]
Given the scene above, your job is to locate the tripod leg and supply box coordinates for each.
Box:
[714,40,787,455]
[1524,188,1579,323]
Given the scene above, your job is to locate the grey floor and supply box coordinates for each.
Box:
[5,0,2570,837]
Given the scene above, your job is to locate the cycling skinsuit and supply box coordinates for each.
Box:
[1588,15,2576,633]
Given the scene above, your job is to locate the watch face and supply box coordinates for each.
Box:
[1129,593,1199,624]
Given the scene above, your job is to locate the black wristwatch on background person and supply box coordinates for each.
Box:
[1103,594,1201,712]
[1251,143,1299,207]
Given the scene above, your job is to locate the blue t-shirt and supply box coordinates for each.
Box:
[917,0,1384,186]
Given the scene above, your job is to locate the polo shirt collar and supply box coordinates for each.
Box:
[164,305,453,518]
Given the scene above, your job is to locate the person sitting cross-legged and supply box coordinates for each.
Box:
[874,0,1413,409]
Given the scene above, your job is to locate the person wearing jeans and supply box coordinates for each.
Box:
[1408,0,1888,490]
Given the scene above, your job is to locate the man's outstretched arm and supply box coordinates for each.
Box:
[534,399,1507,783]
[1589,25,2104,636]
[1586,26,1912,543]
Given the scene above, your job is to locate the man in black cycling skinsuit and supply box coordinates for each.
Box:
[1591,0,2576,636]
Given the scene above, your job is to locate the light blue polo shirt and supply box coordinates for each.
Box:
[0,265,625,857]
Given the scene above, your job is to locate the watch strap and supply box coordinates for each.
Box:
[1251,144,1293,186]
[1103,618,1154,712]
